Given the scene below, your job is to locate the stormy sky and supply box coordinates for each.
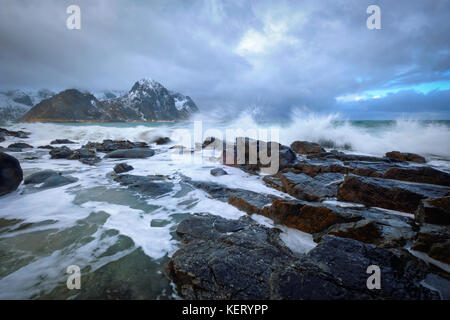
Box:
[0,0,449,119]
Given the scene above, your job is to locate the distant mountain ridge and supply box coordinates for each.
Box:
[20,79,199,122]
[0,89,55,121]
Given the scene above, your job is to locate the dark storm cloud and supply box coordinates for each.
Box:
[0,0,449,119]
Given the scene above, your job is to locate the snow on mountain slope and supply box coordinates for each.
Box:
[20,79,199,122]
[0,89,55,121]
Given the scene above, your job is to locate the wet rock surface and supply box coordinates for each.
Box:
[50,139,75,145]
[113,174,173,198]
[411,224,450,265]
[210,168,227,176]
[221,137,297,174]
[383,167,450,186]
[279,171,339,201]
[386,151,426,163]
[152,137,171,145]
[83,140,148,153]
[104,148,155,159]
[415,197,450,226]
[0,128,30,139]
[290,141,325,155]
[24,170,78,189]
[165,215,439,300]
[113,163,134,174]
[337,175,450,213]
[188,179,281,214]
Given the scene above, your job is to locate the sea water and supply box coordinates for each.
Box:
[0,114,449,299]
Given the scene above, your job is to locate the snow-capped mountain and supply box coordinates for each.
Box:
[92,90,128,101]
[0,89,55,121]
[21,79,199,122]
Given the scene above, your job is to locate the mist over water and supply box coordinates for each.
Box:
[6,110,450,160]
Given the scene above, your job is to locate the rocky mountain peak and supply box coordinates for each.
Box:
[130,79,165,94]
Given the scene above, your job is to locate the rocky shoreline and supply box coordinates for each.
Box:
[1,128,449,299]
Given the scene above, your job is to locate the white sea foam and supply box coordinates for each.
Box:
[1,113,449,298]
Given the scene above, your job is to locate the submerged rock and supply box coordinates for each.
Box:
[386,151,426,163]
[104,148,155,159]
[337,175,450,213]
[152,137,171,145]
[113,174,173,197]
[50,139,76,145]
[24,169,78,189]
[8,142,33,150]
[210,168,227,176]
[38,145,54,150]
[0,152,23,196]
[0,127,30,139]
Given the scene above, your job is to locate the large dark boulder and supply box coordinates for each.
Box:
[0,152,23,196]
[50,146,74,159]
[222,137,297,174]
[337,175,450,213]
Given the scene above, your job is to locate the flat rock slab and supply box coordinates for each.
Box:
[189,180,281,214]
[24,169,78,189]
[337,175,450,213]
[50,139,76,145]
[84,140,148,153]
[104,148,155,159]
[113,174,173,197]
[279,171,338,201]
[383,167,450,187]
